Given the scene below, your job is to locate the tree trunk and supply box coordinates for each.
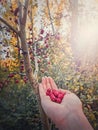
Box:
[70,0,78,63]
[18,0,50,130]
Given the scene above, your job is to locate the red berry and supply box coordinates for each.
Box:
[48,62,50,64]
[40,29,44,34]
[20,65,24,68]
[20,60,24,64]
[59,91,66,96]
[50,94,56,102]
[15,80,19,84]
[28,41,32,45]
[46,88,65,104]
[20,65,24,71]
[8,73,14,78]
[56,98,62,103]
[14,19,18,24]
[37,60,41,63]
[47,88,51,93]
[52,89,59,97]
[46,44,49,48]
[46,88,52,96]
[46,91,50,96]
[58,93,64,100]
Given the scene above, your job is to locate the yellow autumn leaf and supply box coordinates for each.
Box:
[80,86,84,90]
[74,88,79,92]
[87,94,91,99]
[89,113,96,120]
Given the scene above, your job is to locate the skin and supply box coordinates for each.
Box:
[39,76,94,130]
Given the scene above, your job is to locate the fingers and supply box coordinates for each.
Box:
[39,83,51,101]
[41,77,51,90]
[46,77,52,89]
[39,83,55,105]
[41,76,57,90]
[41,77,71,94]
[42,77,47,91]
[48,77,58,89]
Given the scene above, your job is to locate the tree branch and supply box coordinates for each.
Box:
[18,0,23,26]
[22,0,29,26]
[46,0,55,35]
[0,17,19,35]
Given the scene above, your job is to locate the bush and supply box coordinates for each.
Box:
[0,67,98,130]
[0,84,41,130]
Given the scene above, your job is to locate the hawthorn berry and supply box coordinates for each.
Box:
[46,44,49,48]
[15,80,19,84]
[46,90,50,96]
[46,88,66,104]
[20,60,24,64]
[58,93,64,100]
[52,89,59,97]
[47,88,51,93]
[48,62,50,64]
[56,98,62,103]
[20,65,24,71]
[28,41,32,45]
[8,73,14,78]
[50,94,56,102]
[46,88,51,96]
[59,91,66,96]
[37,60,41,63]
[40,29,44,34]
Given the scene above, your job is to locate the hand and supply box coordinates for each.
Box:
[39,77,82,126]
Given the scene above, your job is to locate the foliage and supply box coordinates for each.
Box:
[0,84,41,130]
[0,61,98,130]
[52,64,98,130]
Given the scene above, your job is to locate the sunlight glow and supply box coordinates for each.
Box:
[76,22,98,64]
[78,22,98,47]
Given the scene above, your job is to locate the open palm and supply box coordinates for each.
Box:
[39,77,82,125]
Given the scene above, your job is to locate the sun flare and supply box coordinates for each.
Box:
[75,22,98,65]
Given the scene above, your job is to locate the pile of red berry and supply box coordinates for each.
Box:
[46,88,66,103]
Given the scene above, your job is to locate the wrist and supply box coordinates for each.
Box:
[55,109,93,130]
[55,109,82,130]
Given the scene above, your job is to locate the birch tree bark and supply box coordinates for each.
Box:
[18,0,50,130]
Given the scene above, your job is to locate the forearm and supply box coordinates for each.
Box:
[56,110,93,130]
